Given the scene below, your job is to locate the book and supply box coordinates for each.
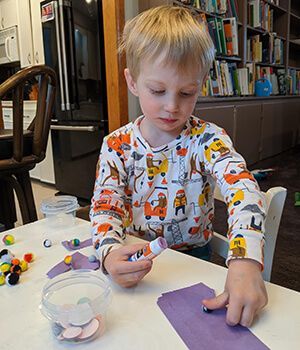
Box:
[277,69,287,95]
[223,18,234,55]
[237,68,249,95]
[207,18,222,55]
[230,17,239,55]
[246,62,255,95]
[216,18,227,55]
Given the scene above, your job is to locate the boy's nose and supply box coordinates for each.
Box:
[164,98,179,113]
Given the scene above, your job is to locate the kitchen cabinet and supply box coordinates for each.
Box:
[29,0,45,65]
[0,0,17,29]
[0,0,44,67]
[16,0,34,67]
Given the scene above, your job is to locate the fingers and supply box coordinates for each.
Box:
[202,291,229,310]
[115,259,153,274]
[226,298,244,326]
[239,305,254,328]
[120,243,147,257]
[115,266,152,288]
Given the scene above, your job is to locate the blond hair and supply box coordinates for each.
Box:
[119,5,215,80]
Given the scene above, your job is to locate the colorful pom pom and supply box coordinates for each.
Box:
[11,258,20,266]
[23,253,34,263]
[71,238,80,247]
[0,262,11,273]
[19,260,28,272]
[5,272,20,286]
[2,234,15,246]
[64,255,72,265]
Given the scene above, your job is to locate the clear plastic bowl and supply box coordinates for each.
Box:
[40,196,79,228]
[40,270,111,343]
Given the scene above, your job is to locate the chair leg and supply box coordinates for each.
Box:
[15,172,38,223]
[0,177,17,229]
[5,175,31,224]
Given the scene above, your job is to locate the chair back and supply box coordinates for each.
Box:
[211,186,287,282]
[0,65,56,172]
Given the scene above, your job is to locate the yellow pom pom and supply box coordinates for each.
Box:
[19,260,28,272]
[64,255,72,265]
[0,275,5,285]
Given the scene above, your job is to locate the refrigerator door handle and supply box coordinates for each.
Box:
[58,0,71,111]
[54,1,65,111]
[51,125,98,132]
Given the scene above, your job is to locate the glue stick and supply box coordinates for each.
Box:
[128,237,168,262]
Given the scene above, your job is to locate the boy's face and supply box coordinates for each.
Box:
[125,56,204,139]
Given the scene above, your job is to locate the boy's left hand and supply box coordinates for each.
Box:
[202,259,268,327]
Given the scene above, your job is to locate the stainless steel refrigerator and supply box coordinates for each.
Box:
[41,0,108,201]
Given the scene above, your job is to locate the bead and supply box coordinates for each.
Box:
[202,305,213,313]
[64,255,72,265]
[19,260,28,272]
[11,258,20,266]
[71,238,80,247]
[43,239,52,248]
[2,234,15,246]
[0,262,11,274]
[5,272,20,286]
[88,255,97,263]
[23,253,34,263]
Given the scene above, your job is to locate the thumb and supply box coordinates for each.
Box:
[121,243,146,256]
[202,291,229,310]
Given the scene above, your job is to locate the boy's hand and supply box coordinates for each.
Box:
[103,244,153,288]
[202,259,268,327]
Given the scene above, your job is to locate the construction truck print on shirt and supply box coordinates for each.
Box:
[90,116,266,267]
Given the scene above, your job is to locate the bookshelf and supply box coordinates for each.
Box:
[172,0,300,165]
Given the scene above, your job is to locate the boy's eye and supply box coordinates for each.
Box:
[150,89,165,95]
[180,91,195,97]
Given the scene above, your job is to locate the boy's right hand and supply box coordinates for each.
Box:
[103,244,153,288]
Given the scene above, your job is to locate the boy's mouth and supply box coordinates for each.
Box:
[159,117,177,124]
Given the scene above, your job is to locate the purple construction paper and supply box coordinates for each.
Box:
[46,252,100,279]
[70,251,100,270]
[157,283,269,350]
[47,261,71,279]
[61,238,93,251]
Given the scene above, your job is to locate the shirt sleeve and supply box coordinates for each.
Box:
[200,123,266,269]
[90,134,129,271]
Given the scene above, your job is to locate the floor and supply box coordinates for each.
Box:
[12,145,300,292]
[14,180,57,226]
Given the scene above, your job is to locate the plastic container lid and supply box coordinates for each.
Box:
[40,196,79,216]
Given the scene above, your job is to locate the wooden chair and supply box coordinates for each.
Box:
[0,65,56,229]
[211,186,287,282]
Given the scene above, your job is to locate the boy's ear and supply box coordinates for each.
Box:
[124,68,138,96]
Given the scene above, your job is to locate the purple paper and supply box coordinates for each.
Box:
[157,283,269,350]
[46,261,71,279]
[46,252,100,279]
[61,238,93,251]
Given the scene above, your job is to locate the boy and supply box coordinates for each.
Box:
[90,5,267,327]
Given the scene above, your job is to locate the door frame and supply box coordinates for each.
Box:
[102,0,128,133]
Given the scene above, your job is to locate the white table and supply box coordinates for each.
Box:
[1,218,300,350]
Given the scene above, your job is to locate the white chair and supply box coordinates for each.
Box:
[211,186,287,282]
